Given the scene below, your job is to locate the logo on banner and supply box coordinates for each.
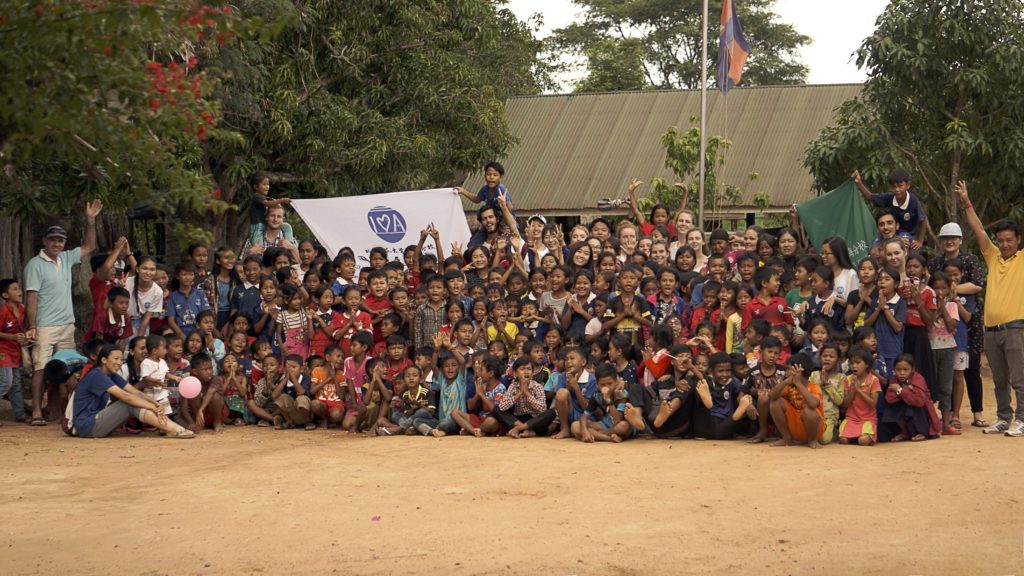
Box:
[367,206,407,243]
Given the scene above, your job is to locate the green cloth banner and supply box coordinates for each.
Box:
[796,179,875,264]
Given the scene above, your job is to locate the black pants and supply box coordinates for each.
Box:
[692,402,737,440]
[904,326,936,397]
[965,349,983,413]
[494,408,556,435]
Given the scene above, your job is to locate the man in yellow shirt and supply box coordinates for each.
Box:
[956,181,1024,436]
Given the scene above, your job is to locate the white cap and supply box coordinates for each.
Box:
[938,223,962,238]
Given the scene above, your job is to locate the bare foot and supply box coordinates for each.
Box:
[520,430,536,438]
[552,428,572,439]
[610,433,622,443]
[583,434,595,443]
[747,434,766,444]
[430,429,446,438]
[213,424,227,434]
[404,427,417,435]
[624,409,645,430]
[807,439,822,449]
[838,437,850,445]
[471,428,483,438]
[508,428,522,439]
[769,438,792,447]
[858,435,875,446]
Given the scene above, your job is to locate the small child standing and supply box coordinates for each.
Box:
[839,346,882,445]
[928,272,961,436]
[275,284,310,360]
[0,278,28,424]
[139,335,173,417]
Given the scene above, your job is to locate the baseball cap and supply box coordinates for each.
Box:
[44,225,68,239]
[938,223,962,238]
[527,214,547,225]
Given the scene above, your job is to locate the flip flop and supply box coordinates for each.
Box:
[891,433,908,443]
[971,418,989,428]
[166,429,195,439]
[29,417,47,427]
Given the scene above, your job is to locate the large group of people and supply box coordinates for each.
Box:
[2,163,1021,446]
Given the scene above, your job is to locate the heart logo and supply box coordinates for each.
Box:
[367,206,408,243]
[375,214,392,231]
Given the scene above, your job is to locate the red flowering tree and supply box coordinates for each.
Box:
[0,1,241,243]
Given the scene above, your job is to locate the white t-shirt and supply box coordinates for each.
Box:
[140,357,171,411]
[125,276,165,320]
[833,268,861,302]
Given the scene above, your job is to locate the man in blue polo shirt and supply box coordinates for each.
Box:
[24,199,103,425]
[853,168,928,251]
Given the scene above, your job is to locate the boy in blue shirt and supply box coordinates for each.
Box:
[552,347,596,439]
[853,168,928,250]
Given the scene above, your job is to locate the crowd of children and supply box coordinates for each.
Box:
[3,165,1020,445]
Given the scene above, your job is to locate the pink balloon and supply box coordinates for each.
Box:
[179,376,202,399]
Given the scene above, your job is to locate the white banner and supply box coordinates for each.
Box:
[291,188,471,269]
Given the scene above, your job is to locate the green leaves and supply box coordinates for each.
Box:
[806,0,1024,227]
[549,0,809,92]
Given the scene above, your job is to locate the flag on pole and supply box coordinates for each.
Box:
[717,0,751,94]
[795,179,877,265]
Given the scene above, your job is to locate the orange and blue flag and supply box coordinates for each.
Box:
[717,0,750,94]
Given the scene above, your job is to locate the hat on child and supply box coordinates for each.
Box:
[938,223,962,238]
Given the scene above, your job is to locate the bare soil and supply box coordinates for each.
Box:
[0,383,1022,576]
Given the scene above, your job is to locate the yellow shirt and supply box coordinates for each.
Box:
[981,242,1024,326]
[486,321,519,354]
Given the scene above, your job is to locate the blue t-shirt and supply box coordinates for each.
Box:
[870,191,926,236]
[167,288,211,335]
[231,284,263,325]
[866,295,907,359]
[709,377,742,420]
[953,294,976,352]
[478,183,511,210]
[73,369,128,438]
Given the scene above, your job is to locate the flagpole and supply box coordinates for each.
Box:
[698,0,708,232]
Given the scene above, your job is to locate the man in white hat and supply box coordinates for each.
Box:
[23,200,103,425]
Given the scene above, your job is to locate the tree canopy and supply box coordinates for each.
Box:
[0,0,551,247]
[804,0,1024,229]
[549,0,809,92]
[0,1,241,237]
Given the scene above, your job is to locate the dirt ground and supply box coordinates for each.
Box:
[1,381,1023,576]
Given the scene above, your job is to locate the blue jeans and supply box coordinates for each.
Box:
[412,408,439,435]
[0,367,26,420]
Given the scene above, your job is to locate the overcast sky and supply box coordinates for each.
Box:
[507,0,891,86]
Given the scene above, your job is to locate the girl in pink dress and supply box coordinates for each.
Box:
[839,346,882,445]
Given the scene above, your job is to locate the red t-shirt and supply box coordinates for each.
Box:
[363,295,394,343]
[742,296,792,330]
[900,280,936,328]
[330,310,373,356]
[85,309,134,344]
[640,221,676,239]
[0,302,26,368]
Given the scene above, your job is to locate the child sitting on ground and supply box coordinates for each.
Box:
[767,352,826,449]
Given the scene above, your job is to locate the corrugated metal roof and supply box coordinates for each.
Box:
[463,84,862,213]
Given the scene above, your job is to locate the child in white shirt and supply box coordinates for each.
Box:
[140,335,173,415]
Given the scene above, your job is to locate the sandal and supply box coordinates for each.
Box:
[943,426,962,436]
[257,419,271,427]
[167,429,195,439]
[971,417,989,428]
[891,433,909,443]
[29,417,47,427]
[911,434,926,442]
[950,416,962,430]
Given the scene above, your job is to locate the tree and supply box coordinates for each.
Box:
[804,0,1024,229]
[0,1,242,243]
[637,120,766,225]
[548,0,808,92]
[198,0,550,246]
